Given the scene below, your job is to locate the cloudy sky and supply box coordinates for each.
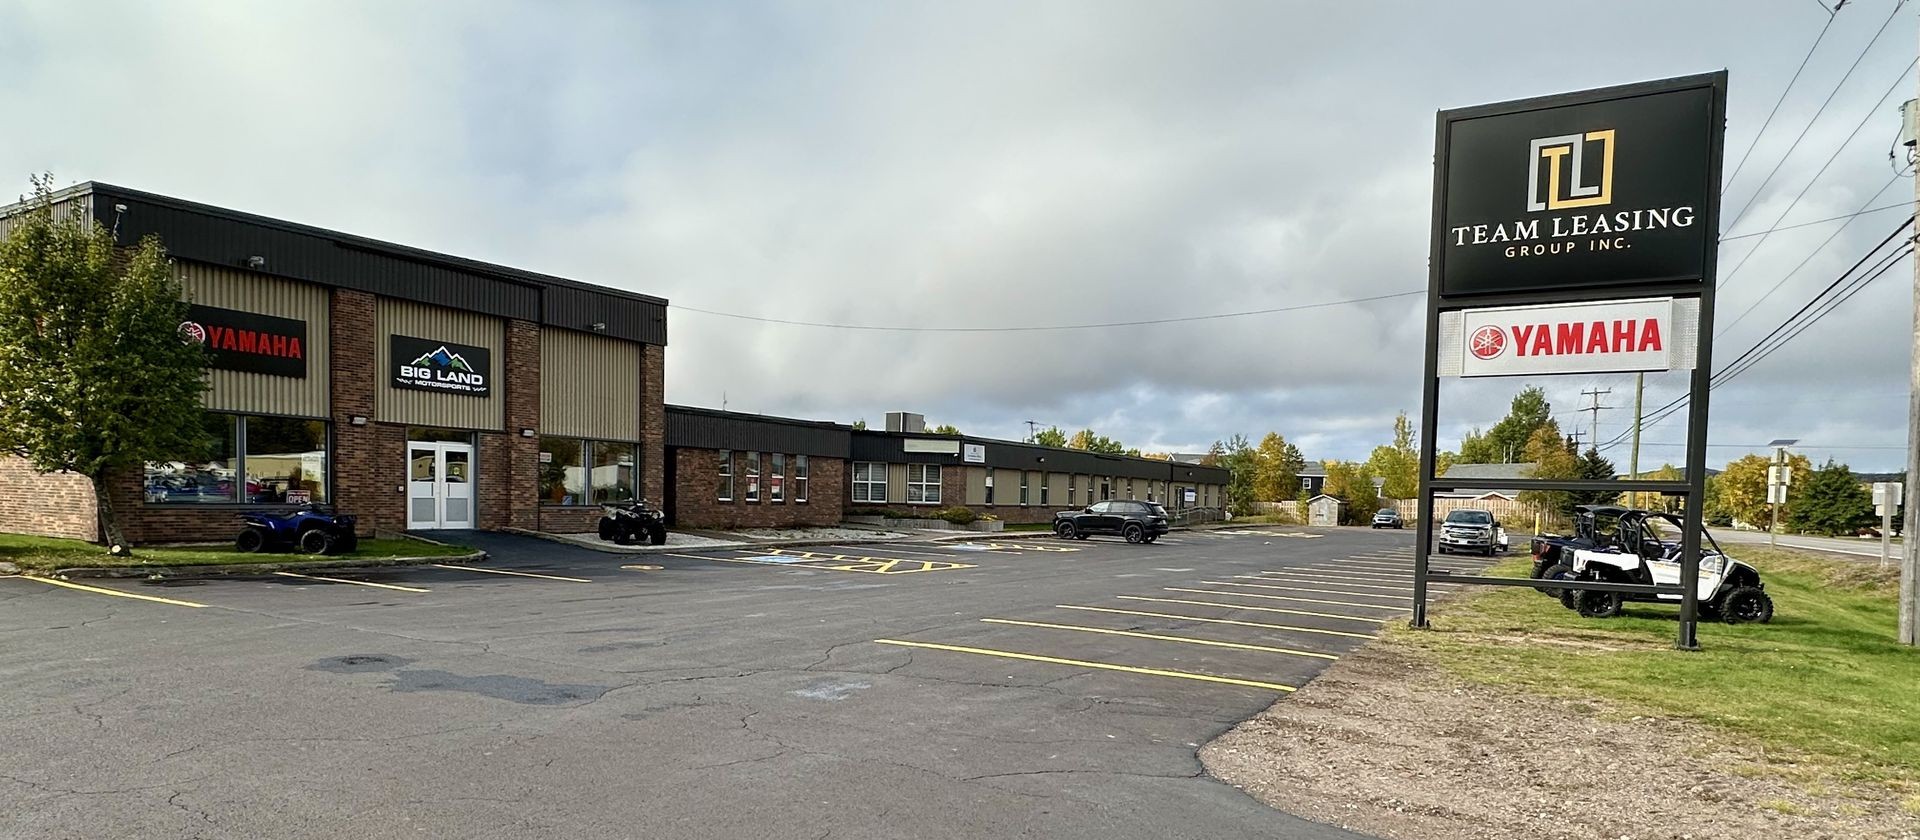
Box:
[2,1,1913,471]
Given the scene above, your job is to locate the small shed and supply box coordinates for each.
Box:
[1306,494,1344,527]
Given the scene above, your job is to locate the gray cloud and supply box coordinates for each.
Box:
[1,0,1910,470]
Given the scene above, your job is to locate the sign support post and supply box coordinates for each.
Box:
[1415,72,1725,651]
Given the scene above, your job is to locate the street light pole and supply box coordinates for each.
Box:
[1767,440,1797,551]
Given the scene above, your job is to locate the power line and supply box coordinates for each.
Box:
[1716,200,1908,241]
[1717,173,1904,336]
[1717,51,1918,288]
[670,289,1424,332]
[1719,0,1908,237]
[1722,6,1842,193]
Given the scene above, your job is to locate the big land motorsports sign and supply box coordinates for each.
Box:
[390,335,491,396]
[1437,80,1716,298]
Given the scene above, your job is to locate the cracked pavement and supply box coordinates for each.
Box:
[0,528,1420,839]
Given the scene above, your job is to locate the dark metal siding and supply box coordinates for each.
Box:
[850,431,1230,484]
[666,408,850,458]
[78,183,667,346]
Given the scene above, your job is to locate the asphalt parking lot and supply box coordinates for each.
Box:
[0,525,1490,840]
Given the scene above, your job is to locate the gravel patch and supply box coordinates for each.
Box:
[1201,643,1918,840]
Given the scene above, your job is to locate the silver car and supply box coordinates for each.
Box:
[1370,508,1403,529]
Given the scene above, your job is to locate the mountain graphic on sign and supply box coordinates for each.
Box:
[410,346,472,371]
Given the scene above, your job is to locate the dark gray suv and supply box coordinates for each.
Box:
[1054,500,1170,544]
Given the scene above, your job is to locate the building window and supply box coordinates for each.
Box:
[1040,475,1049,506]
[145,413,330,505]
[984,468,995,505]
[1019,471,1029,506]
[852,461,887,504]
[1068,475,1077,506]
[718,450,734,501]
[1101,479,1111,501]
[907,463,941,504]
[591,441,637,503]
[745,452,762,502]
[794,455,809,502]
[539,438,637,505]
[1301,476,1313,490]
[770,453,786,503]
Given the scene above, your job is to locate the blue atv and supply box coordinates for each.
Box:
[235,505,359,555]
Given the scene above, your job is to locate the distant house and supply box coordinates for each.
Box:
[1434,462,1538,499]
[1299,462,1327,498]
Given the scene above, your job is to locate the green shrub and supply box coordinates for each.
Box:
[933,506,979,525]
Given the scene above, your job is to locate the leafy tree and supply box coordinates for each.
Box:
[1200,440,1226,467]
[0,175,209,550]
[851,419,868,431]
[1461,387,1556,464]
[1519,426,1579,516]
[1217,434,1258,515]
[1322,461,1380,525]
[1033,426,1068,448]
[1253,432,1306,501]
[928,423,960,436]
[1068,428,1126,455]
[1365,412,1419,499]
[1714,452,1812,529]
[1786,459,1875,536]
[1566,447,1619,510]
[1639,463,1687,515]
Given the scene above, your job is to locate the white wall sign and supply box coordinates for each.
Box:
[962,443,986,463]
[903,439,961,455]
[1438,297,1695,378]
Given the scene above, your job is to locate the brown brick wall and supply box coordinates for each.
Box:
[330,289,385,534]
[0,457,97,540]
[537,506,603,535]
[640,343,665,509]
[670,448,844,529]
[481,319,541,531]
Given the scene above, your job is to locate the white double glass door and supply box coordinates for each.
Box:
[407,442,474,530]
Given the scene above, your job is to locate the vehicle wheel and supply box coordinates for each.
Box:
[235,529,265,553]
[298,529,333,555]
[334,533,359,554]
[1437,546,1449,555]
[1124,523,1145,544]
[1055,521,1076,540]
[1371,524,1379,530]
[1075,532,1089,540]
[1574,589,1623,619]
[614,526,638,546]
[598,518,617,541]
[646,523,668,546]
[1720,586,1773,624]
[1695,599,1722,621]
[1535,563,1573,597]
[1483,547,1496,557]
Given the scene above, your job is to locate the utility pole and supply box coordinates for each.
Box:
[1903,50,1920,644]
[1578,388,1614,451]
[1768,439,1797,551]
[1629,373,1645,509]
[1024,420,1041,444]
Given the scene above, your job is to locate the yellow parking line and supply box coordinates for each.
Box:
[873,639,1295,692]
[429,564,591,583]
[1165,587,1410,612]
[853,544,965,558]
[980,618,1337,660]
[21,576,207,608]
[1205,580,1407,600]
[1117,595,1386,623]
[1054,605,1375,639]
[272,572,428,593]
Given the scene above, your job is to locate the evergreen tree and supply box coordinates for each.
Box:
[1567,447,1619,509]
[1460,387,1556,463]
[1786,459,1875,536]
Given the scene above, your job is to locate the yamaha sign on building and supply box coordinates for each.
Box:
[1415,72,1727,650]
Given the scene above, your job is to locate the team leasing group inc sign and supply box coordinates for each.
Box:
[1436,76,1718,298]
[390,335,492,396]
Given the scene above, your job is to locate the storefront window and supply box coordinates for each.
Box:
[794,455,808,502]
[745,452,761,502]
[591,441,636,503]
[718,450,734,501]
[144,413,239,504]
[245,417,329,504]
[769,453,786,502]
[539,437,585,505]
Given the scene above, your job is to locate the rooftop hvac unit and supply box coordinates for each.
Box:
[884,412,925,433]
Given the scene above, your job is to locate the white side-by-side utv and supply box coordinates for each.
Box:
[1529,506,1774,623]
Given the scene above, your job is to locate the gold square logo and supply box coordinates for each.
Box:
[1527,129,1614,212]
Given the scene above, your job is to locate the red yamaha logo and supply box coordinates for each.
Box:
[1469,325,1506,360]
[179,320,207,344]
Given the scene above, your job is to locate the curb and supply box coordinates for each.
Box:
[49,550,489,579]
[503,528,946,555]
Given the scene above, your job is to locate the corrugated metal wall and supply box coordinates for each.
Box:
[375,299,504,430]
[665,408,851,457]
[542,329,641,441]
[181,261,331,418]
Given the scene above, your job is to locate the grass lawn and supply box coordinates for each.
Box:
[0,532,472,573]
[1000,523,1055,532]
[1395,548,1920,786]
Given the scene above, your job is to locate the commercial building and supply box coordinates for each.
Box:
[0,183,665,542]
[0,185,1227,543]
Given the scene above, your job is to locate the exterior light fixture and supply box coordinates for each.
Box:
[520,428,536,438]
[590,322,607,332]
[349,415,368,426]
[245,255,267,269]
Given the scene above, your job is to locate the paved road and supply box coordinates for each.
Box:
[1711,527,1899,561]
[0,526,1476,839]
